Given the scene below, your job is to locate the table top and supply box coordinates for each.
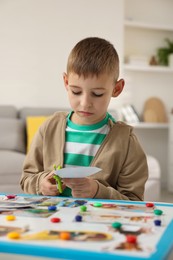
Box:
[0,194,173,260]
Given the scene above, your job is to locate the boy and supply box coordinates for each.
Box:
[20,37,148,200]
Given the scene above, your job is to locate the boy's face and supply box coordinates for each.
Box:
[63,72,124,125]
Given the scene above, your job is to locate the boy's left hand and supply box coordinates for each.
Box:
[62,178,98,198]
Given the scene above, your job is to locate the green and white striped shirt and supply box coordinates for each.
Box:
[61,111,115,196]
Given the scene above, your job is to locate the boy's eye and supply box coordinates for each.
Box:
[92,93,104,97]
[72,91,81,95]
[71,90,104,97]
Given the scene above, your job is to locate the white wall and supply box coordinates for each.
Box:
[0,0,124,109]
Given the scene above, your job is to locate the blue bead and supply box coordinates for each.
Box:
[154,219,161,226]
[75,215,82,222]
[48,205,57,211]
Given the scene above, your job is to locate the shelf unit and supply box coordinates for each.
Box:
[124,64,173,73]
[168,114,173,192]
[123,0,173,190]
[123,0,173,117]
[124,20,173,32]
[130,123,169,129]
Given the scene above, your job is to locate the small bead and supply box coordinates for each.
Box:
[146,202,154,208]
[6,194,16,199]
[75,215,82,222]
[7,232,20,239]
[112,222,122,229]
[126,235,137,244]
[93,202,102,207]
[6,215,16,221]
[48,206,57,211]
[59,232,71,240]
[154,209,163,216]
[80,205,87,212]
[154,219,162,226]
[51,217,61,223]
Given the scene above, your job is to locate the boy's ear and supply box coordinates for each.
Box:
[63,72,68,90]
[112,79,125,97]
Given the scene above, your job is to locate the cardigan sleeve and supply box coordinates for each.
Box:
[90,124,148,201]
[20,125,51,194]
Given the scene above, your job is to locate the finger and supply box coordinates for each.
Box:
[63,177,85,182]
[63,179,86,187]
[72,191,88,198]
[42,190,59,196]
[41,185,59,196]
[47,172,55,178]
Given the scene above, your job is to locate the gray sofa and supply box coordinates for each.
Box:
[0,105,67,194]
[0,105,161,201]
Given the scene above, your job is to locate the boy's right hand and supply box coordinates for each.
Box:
[40,171,65,196]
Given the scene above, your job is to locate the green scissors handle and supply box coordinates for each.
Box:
[53,165,63,193]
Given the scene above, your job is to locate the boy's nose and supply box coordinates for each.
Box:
[80,95,92,109]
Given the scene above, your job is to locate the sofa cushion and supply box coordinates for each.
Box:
[26,116,49,152]
[0,118,25,153]
[0,105,18,118]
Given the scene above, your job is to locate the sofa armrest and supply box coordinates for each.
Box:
[0,118,25,153]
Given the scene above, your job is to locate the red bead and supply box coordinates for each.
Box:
[6,194,16,199]
[146,202,154,208]
[51,217,61,223]
[126,235,137,244]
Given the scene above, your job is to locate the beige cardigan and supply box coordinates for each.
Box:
[20,112,148,201]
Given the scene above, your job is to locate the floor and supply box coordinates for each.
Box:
[159,188,173,203]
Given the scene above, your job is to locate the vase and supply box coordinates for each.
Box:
[168,53,173,68]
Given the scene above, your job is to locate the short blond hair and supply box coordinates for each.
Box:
[67,37,119,83]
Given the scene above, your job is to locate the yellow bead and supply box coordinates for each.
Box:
[7,232,20,239]
[6,215,16,221]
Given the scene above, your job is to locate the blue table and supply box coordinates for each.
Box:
[0,194,173,260]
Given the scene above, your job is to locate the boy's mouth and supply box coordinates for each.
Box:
[78,111,93,116]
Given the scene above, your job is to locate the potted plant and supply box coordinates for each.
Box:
[157,38,173,66]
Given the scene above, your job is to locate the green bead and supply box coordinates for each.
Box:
[112,222,122,229]
[154,209,163,216]
[80,205,87,212]
[93,202,103,207]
